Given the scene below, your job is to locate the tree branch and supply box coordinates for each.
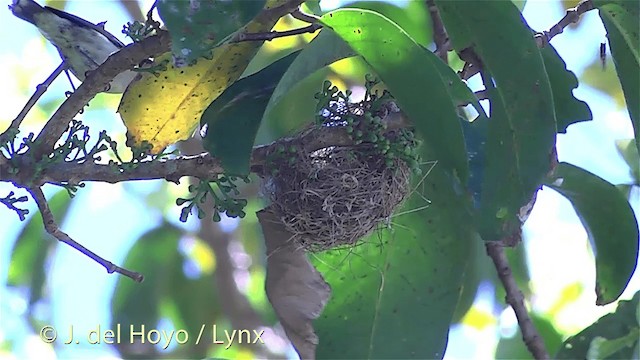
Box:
[426,0,450,63]
[1,112,409,186]
[486,241,549,360]
[27,186,144,282]
[534,0,595,47]
[30,31,171,161]
[458,0,596,80]
[231,23,322,43]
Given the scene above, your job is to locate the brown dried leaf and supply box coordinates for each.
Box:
[258,208,331,360]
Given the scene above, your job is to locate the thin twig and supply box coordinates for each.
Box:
[0,191,29,220]
[486,241,549,360]
[457,0,596,80]
[145,1,161,33]
[426,0,450,63]
[2,62,66,139]
[28,186,144,282]
[231,23,322,43]
[535,0,595,47]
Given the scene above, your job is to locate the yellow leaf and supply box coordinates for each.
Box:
[118,1,287,152]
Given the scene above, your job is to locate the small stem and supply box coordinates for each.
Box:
[231,23,322,43]
[28,186,144,282]
[291,8,319,23]
[486,241,549,360]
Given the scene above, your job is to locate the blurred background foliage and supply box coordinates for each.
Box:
[0,0,638,359]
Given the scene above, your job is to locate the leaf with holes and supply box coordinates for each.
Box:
[118,0,287,152]
[158,0,265,66]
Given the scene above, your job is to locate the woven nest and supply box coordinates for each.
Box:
[264,141,411,252]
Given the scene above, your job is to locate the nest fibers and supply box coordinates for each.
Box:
[264,140,412,252]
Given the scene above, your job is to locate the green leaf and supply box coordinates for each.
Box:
[436,0,556,240]
[263,30,356,126]
[540,44,592,132]
[111,223,221,358]
[545,163,639,305]
[587,329,640,360]
[428,54,487,119]
[165,243,219,359]
[320,9,469,182]
[201,51,300,175]
[342,1,432,46]
[461,116,488,208]
[556,291,640,359]
[512,0,527,11]
[8,190,72,306]
[265,27,485,131]
[110,224,182,354]
[314,150,474,359]
[157,0,265,65]
[594,0,640,153]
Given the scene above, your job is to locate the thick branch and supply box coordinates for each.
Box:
[2,113,408,186]
[486,241,549,360]
[28,186,144,282]
[30,31,171,160]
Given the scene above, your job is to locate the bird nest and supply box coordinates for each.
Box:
[263,141,412,252]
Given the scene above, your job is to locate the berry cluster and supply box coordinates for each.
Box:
[314,75,421,173]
